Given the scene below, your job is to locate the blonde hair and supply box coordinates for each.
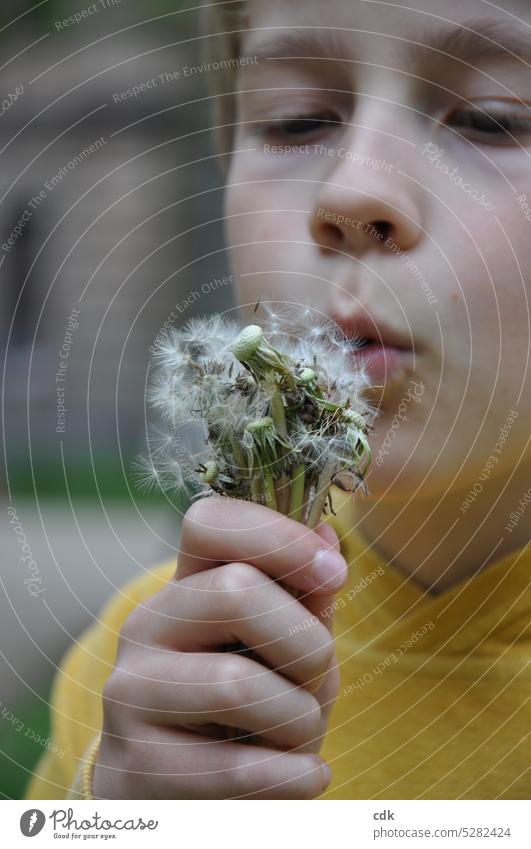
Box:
[200,2,248,165]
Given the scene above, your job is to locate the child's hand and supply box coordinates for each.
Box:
[93,497,347,799]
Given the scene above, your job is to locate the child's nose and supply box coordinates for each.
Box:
[308,167,423,257]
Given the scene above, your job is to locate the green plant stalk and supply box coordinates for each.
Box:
[288,463,306,521]
[250,468,263,504]
[300,481,313,526]
[269,389,291,514]
[270,390,287,434]
[274,474,290,515]
[230,438,245,473]
[263,467,278,511]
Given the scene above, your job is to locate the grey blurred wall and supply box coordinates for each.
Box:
[1,3,234,474]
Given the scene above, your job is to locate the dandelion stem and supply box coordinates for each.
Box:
[306,460,336,529]
[275,473,290,515]
[270,390,287,435]
[230,438,245,474]
[263,468,278,511]
[300,482,312,526]
[269,390,290,513]
[288,463,306,522]
[251,471,263,504]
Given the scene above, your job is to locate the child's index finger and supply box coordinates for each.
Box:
[176,496,348,594]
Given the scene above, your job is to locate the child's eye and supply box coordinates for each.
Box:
[261,112,341,138]
[446,100,531,145]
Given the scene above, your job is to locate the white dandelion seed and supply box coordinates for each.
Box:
[132,454,166,494]
[180,314,241,362]
[151,328,189,371]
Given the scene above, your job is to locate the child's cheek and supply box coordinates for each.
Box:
[469,200,531,324]
[447,202,531,410]
[225,172,317,286]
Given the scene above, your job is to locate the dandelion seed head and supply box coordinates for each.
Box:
[145,426,179,457]
[147,373,195,425]
[188,372,228,413]
[291,421,331,465]
[181,314,240,363]
[151,329,189,371]
[138,301,375,510]
[132,454,165,494]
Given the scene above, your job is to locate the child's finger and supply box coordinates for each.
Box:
[125,651,322,750]
[295,521,346,636]
[95,725,331,800]
[314,520,341,551]
[177,496,347,594]
[130,564,335,692]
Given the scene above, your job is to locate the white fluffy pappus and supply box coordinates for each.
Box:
[137,307,376,503]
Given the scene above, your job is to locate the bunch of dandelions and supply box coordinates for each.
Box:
[137,307,376,529]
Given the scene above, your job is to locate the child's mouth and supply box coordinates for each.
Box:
[333,314,414,383]
[349,339,411,382]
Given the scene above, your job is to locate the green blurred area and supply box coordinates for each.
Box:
[0,679,52,800]
[7,462,192,524]
[8,461,169,502]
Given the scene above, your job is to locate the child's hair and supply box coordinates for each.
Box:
[201,1,248,164]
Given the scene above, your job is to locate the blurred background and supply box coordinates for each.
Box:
[0,0,234,797]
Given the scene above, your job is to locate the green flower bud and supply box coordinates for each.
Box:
[344,409,367,431]
[245,416,275,436]
[232,325,264,362]
[298,367,317,385]
[202,461,219,484]
[346,427,371,474]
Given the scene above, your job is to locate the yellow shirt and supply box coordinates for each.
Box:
[26,495,530,800]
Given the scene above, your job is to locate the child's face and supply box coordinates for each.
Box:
[225,0,531,497]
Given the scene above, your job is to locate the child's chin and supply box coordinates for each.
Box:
[366,457,428,499]
[363,370,417,417]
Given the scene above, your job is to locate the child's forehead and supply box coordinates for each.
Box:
[242,0,531,67]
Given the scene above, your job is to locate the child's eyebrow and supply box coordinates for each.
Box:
[241,18,531,68]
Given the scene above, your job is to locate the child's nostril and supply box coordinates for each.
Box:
[369,220,392,241]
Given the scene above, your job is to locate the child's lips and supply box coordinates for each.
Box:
[349,342,411,382]
[332,311,413,350]
[331,312,415,382]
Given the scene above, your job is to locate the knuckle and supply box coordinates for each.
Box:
[183,495,225,532]
[291,695,322,745]
[118,605,147,643]
[119,737,149,785]
[212,656,254,713]
[209,749,252,798]
[183,497,210,527]
[226,759,256,799]
[313,630,336,675]
[102,669,133,717]
[208,561,262,598]
[301,630,336,693]
[304,693,323,732]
